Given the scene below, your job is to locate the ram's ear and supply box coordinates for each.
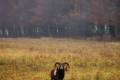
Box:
[54,62,60,68]
[63,62,70,71]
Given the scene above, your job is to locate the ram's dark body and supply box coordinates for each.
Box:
[51,69,65,80]
[50,62,69,80]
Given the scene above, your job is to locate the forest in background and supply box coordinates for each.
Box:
[0,0,120,38]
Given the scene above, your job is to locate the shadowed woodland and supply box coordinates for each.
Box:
[0,0,120,39]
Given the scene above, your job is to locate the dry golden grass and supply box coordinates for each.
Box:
[0,38,120,80]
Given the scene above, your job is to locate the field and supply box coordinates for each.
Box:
[0,38,120,80]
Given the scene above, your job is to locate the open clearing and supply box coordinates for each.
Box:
[0,38,120,80]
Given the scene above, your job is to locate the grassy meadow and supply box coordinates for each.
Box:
[0,38,120,80]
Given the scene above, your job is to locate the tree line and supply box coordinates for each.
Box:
[0,21,119,39]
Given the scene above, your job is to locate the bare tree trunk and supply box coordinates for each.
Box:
[5,28,9,37]
[109,25,116,38]
[0,29,3,36]
[20,27,25,36]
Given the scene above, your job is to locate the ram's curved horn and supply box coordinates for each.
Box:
[54,62,61,68]
[63,62,70,71]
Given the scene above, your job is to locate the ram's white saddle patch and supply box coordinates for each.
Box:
[54,70,57,76]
